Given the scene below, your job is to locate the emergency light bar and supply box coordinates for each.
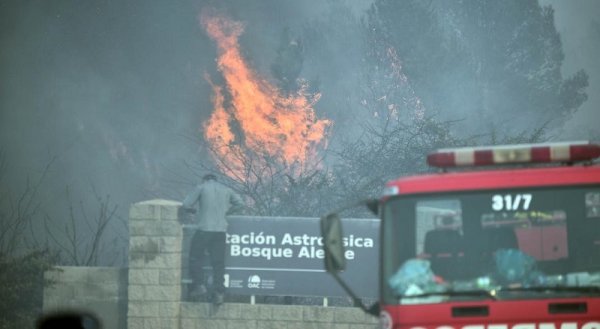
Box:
[427,141,600,168]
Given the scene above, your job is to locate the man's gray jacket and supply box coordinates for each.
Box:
[182,180,243,232]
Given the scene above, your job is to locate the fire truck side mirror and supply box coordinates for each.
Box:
[320,213,346,273]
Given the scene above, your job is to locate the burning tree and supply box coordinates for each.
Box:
[190,0,581,217]
[197,12,332,216]
[319,0,562,202]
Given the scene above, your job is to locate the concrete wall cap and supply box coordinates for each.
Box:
[135,199,182,206]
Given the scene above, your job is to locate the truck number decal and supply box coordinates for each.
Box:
[492,193,532,211]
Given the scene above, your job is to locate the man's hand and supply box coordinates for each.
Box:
[183,207,197,214]
[178,207,196,224]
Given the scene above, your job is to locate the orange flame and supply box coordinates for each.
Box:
[200,12,331,180]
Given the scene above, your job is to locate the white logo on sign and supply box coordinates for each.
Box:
[248,275,261,288]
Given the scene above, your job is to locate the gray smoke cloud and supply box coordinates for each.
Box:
[0,0,371,264]
[539,0,600,139]
[0,0,598,265]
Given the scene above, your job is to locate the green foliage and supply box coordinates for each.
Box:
[0,251,55,329]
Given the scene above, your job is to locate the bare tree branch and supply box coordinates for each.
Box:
[0,154,54,256]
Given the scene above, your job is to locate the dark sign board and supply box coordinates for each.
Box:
[182,215,379,298]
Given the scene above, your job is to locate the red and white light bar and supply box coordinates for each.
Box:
[427,141,600,168]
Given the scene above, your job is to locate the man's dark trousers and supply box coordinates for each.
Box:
[189,230,226,294]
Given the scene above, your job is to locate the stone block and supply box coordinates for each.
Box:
[130,221,182,237]
[287,322,333,329]
[303,306,335,322]
[332,324,351,329]
[130,236,161,254]
[153,253,182,268]
[202,320,227,329]
[157,301,181,317]
[212,303,241,319]
[333,307,370,324]
[129,252,159,268]
[128,284,145,301]
[160,237,182,252]
[129,203,159,221]
[159,269,181,285]
[129,221,148,236]
[239,304,272,320]
[128,317,145,329]
[160,316,180,329]
[255,320,289,329]
[129,269,160,285]
[158,223,183,237]
[181,318,199,329]
[129,252,181,269]
[142,318,160,329]
[129,199,181,221]
[349,324,378,329]
[225,319,257,329]
[144,284,181,301]
[180,302,210,318]
[128,301,160,317]
[270,305,303,321]
[158,204,180,221]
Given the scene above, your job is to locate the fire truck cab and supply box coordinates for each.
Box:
[321,141,600,329]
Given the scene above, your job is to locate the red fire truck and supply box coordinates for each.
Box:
[321,141,600,329]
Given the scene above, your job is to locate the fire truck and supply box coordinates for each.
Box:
[320,141,600,329]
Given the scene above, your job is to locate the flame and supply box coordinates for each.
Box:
[200,12,331,180]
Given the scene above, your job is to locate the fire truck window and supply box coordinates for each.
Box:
[383,187,600,305]
[480,208,568,262]
[415,200,464,280]
[415,200,462,254]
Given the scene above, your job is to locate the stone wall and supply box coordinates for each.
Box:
[43,266,128,329]
[180,302,378,329]
[128,199,184,329]
[43,199,379,329]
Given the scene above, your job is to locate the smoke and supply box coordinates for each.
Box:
[539,0,600,139]
[1,0,598,264]
[0,1,213,198]
[0,0,218,264]
[0,0,371,264]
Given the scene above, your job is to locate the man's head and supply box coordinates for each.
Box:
[202,174,217,182]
